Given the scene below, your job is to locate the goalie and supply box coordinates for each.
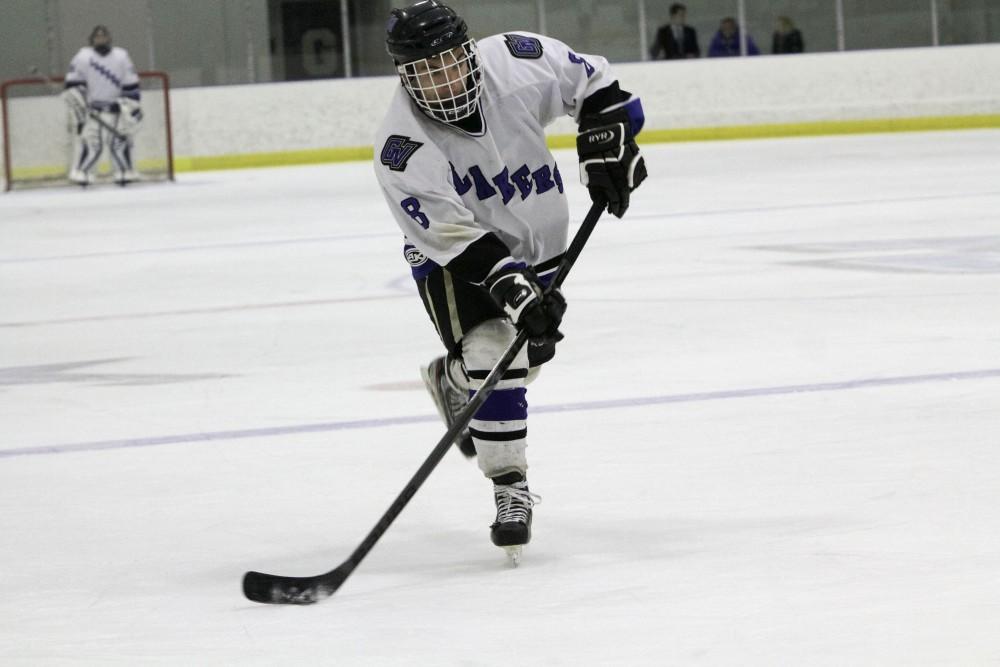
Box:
[61,25,143,186]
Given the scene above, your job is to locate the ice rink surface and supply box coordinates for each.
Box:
[2,131,1000,665]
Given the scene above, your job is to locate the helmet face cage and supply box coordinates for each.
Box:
[90,25,111,47]
[398,39,482,123]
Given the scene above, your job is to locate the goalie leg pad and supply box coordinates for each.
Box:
[73,117,105,174]
[109,132,136,180]
[61,87,88,132]
[462,319,530,478]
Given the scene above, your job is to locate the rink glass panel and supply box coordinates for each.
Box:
[2,2,1000,88]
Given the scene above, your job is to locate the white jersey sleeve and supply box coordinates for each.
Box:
[117,49,141,100]
[480,32,618,127]
[65,49,90,93]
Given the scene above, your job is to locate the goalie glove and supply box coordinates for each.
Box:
[577,107,647,218]
[485,265,566,340]
[61,86,87,134]
[116,97,143,134]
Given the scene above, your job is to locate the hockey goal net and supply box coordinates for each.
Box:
[1,71,174,191]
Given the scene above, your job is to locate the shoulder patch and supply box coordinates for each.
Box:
[503,34,543,59]
[380,135,424,172]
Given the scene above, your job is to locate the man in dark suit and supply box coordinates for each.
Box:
[650,3,700,60]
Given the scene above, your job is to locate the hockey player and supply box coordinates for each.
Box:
[62,25,143,186]
[375,1,646,561]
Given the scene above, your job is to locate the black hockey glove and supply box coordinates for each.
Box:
[577,108,647,218]
[485,266,566,340]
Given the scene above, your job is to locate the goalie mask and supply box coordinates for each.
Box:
[385,1,483,123]
[90,25,112,56]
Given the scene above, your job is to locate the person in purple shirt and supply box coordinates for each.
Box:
[707,17,760,57]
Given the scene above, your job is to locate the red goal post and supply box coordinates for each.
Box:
[1,71,174,191]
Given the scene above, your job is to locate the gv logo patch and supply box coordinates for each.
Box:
[380,135,423,172]
[504,34,543,59]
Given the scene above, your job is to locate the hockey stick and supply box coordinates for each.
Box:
[87,110,128,143]
[242,199,607,605]
[28,66,129,142]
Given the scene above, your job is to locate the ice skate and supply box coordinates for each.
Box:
[421,355,476,457]
[68,168,93,186]
[490,472,540,566]
[115,169,141,186]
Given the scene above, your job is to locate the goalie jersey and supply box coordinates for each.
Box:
[65,46,140,107]
[374,32,626,284]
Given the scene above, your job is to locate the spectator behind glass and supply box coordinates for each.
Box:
[772,16,804,54]
[650,3,700,60]
[707,17,760,57]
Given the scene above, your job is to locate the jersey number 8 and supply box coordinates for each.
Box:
[401,197,430,229]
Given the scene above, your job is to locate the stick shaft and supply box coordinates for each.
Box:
[29,66,128,141]
[343,199,607,573]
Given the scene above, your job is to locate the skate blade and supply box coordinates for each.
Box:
[503,545,522,567]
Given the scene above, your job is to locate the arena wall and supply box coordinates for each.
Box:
[167,43,1000,172]
[4,44,1000,178]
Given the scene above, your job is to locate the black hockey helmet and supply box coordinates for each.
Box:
[385,1,469,64]
[89,25,112,45]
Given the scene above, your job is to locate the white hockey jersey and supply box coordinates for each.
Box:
[374,32,620,283]
[65,46,140,106]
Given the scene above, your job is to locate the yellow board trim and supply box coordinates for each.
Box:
[9,158,171,181]
[544,114,1000,149]
[172,113,999,173]
[10,114,998,180]
[172,145,374,172]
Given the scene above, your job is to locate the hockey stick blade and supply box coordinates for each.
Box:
[242,563,352,604]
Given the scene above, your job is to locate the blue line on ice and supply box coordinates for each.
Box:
[3,367,998,460]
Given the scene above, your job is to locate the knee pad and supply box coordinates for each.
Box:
[461,318,528,387]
